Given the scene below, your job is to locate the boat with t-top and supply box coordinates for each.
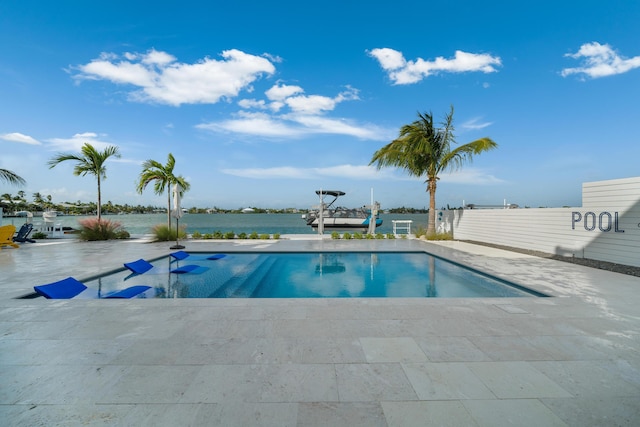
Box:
[302,190,382,230]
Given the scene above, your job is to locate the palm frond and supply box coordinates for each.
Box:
[0,168,26,186]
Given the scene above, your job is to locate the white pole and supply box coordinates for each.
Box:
[368,188,376,235]
[318,188,324,235]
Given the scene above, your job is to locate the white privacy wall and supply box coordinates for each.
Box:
[452,176,640,267]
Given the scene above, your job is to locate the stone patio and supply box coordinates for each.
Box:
[1,236,639,426]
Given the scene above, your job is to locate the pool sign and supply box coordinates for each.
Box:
[572,211,625,233]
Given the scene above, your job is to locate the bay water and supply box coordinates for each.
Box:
[29,213,429,236]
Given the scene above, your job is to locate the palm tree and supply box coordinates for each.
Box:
[370,106,497,236]
[1,192,14,213]
[0,169,26,186]
[136,153,190,229]
[32,192,45,212]
[48,143,121,221]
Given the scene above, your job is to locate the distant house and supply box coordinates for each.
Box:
[241,207,255,213]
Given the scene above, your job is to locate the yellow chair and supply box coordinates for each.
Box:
[0,224,19,249]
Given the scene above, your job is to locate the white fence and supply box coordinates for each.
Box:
[452,176,640,268]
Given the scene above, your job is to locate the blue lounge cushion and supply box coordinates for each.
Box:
[171,264,209,274]
[105,285,152,299]
[124,259,154,274]
[34,277,87,299]
[170,251,226,261]
[170,250,190,260]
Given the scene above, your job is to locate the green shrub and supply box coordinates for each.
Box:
[203,233,213,239]
[213,230,223,239]
[353,232,363,239]
[365,233,374,239]
[375,233,384,239]
[273,233,280,239]
[191,230,202,239]
[249,231,259,239]
[259,233,270,240]
[331,231,340,239]
[426,232,453,241]
[414,225,427,238]
[224,231,236,239]
[151,224,186,242]
[32,231,47,239]
[343,232,352,240]
[238,232,247,239]
[115,230,130,239]
[386,233,395,239]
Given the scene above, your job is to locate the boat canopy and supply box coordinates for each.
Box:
[315,190,345,197]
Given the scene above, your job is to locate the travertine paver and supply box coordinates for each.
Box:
[402,362,496,400]
[382,400,478,427]
[360,337,428,363]
[1,237,639,426]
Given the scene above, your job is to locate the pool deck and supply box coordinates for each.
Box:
[1,236,639,426]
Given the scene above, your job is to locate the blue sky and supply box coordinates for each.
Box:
[2,1,639,210]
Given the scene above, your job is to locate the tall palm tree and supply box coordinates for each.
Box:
[0,169,26,186]
[48,143,121,221]
[136,153,190,229]
[370,106,497,235]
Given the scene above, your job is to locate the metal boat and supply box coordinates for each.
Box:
[302,190,382,231]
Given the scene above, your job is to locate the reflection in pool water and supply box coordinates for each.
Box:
[82,252,546,299]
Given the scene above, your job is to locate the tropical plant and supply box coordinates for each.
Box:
[78,218,127,241]
[136,153,190,230]
[0,168,26,186]
[48,143,121,221]
[152,223,186,241]
[370,106,497,235]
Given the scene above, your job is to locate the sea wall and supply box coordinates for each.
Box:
[452,176,640,268]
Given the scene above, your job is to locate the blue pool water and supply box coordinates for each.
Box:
[83,252,545,298]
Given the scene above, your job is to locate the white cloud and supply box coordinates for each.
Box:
[0,132,41,145]
[221,164,398,180]
[286,114,389,139]
[265,83,304,101]
[198,111,307,138]
[561,42,640,78]
[440,168,504,185]
[46,132,114,151]
[74,49,276,106]
[198,110,391,141]
[221,164,502,185]
[367,48,406,70]
[368,48,502,85]
[284,86,359,115]
[238,99,267,109]
[461,117,493,131]
[198,85,390,140]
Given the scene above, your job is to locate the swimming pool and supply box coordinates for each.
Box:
[82,251,546,298]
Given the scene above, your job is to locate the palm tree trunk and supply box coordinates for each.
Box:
[167,191,171,230]
[97,175,102,221]
[427,179,437,235]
